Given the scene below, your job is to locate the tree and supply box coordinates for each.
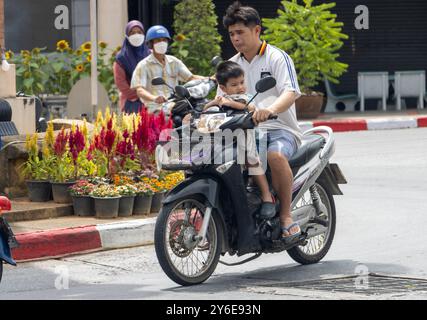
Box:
[263,0,349,93]
[171,0,222,76]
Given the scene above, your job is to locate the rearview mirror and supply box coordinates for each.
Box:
[211,56,223,68]
[175,85,191,99]
[152,77,166,86]
[255,76,276,93]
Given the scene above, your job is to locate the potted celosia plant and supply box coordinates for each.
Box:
[50,128,75,204]
[21,133,52,202]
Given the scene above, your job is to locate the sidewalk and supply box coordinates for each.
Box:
[6,110,427,263]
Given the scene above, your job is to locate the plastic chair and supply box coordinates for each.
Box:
[323,78,359,112]
[394,71,425,110]
[358,72,389,112]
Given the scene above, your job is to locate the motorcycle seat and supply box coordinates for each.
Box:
[289,134,325,169]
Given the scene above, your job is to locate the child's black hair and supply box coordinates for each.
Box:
[215,61,244,86]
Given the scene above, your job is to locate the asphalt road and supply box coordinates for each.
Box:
[1,128,427,300]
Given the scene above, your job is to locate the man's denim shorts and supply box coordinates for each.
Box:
[257,129,298,160]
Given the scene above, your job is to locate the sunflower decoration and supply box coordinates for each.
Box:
[56,40,70,52]
[81,41,92,52]
[175,34,186,42]
[75,64,84,73]
[99,41,108,49]
[20,50,31,58]
[5,50,13,60]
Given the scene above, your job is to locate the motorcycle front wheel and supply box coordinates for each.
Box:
[154,196,223,286]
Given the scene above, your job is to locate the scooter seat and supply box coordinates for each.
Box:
[289,135,325,169]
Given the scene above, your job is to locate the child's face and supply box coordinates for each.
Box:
[220,75,246,95]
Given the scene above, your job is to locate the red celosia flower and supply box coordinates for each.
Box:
[54,128,68,157]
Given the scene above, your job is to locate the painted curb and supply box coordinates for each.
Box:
[299,116,427,132]
[12,218,157,262]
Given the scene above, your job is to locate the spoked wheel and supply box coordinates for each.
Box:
[287,180,336,264]
[154,196,223,286]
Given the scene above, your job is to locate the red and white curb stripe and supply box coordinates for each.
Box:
[299,116,427,132]
[12,218,157,262]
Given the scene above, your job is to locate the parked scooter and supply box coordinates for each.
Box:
[153,76,347,286]
[0,196,18,284]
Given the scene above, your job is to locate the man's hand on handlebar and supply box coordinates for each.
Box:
[154,96,168,104]
[252,109,275,125]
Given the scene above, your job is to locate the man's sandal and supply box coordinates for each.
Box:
[281,223,301,244]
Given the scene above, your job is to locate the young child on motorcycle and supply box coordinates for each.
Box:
[185,61,276,218]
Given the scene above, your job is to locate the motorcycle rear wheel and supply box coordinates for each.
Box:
[154,196,223,286]
[287,180,336,264]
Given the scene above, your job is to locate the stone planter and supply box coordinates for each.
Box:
[295,93,325,119]
[133,194,153,215]
[72,195,94,216]
[26,180,52,202]
[150,192,166,213]
[93,196,120,219]
[118,196,135,217]
[51,181,75,204]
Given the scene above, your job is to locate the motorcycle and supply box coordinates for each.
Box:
[153,76,347,286]
[0,196,18,284]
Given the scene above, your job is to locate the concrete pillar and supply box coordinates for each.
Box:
[0,0,4,47]
[97,0,128,50]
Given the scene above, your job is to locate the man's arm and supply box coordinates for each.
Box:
[252,91,298,124]
[136,87,167,104]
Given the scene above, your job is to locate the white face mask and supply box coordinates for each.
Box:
[153,41,168,55]
[127,34,145,47]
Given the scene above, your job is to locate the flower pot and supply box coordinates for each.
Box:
[150,192,166,213]
[295,93,325,119]
[72,195,94,216]
[118,196,135,217]
[26,180,52,202]
[133,194,153,215]
[93,196,120,219]
[51,181,75,204]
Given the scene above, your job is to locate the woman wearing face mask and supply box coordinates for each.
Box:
[114,20,151,114]
[131,25,205,113]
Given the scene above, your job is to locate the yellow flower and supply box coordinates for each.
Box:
[82,119,88,140]
[176,34,186,42]
[99,41,108,49]
[43,121,55,155]
[76,64,84,72]
[56,40,70,52]
[81,41,92,52]
[95,110,104,128]
[5,50,13,60]
[31,47,41,55]
[75,49,83,56]
[21,50,31,58]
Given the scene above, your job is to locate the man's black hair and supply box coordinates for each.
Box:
[216,61,244,86]
[223,1,261,29]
